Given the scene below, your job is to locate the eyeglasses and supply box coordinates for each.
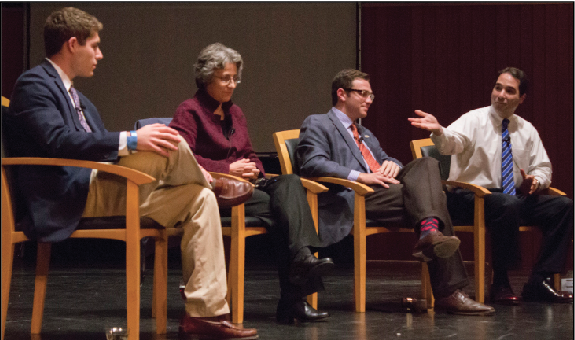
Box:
[214,75,241,85]
[343,88,374,101]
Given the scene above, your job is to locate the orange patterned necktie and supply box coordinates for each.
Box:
[350,123,380,172]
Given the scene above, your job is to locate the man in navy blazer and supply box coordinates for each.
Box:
[296,69,494,315]
[5,7,257,339]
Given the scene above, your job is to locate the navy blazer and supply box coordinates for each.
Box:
[296,109,402,245]
[5,60,120,242]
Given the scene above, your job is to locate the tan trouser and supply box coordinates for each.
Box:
[82,140,229,317]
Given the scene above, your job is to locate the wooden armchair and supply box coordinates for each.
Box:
[1,158,169,340]
[273,129,432,312]
[410,138,564,304]
[136,118,328,323]
[1,96,171,340]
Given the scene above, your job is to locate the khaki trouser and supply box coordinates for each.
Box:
[82,140,229,317]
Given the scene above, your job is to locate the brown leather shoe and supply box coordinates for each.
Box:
[435,290,495,316]
[179,313,258,339]
[412,230,461,262]
[212,177,254,207]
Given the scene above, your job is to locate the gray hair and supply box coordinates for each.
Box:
[194,43,243,88]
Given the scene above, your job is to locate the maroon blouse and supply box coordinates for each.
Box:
[170,89,265,176]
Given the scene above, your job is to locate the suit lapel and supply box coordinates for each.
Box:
[42,61,85,132]
[327,110,368,172]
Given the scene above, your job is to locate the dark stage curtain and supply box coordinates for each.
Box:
[361,3,573,199]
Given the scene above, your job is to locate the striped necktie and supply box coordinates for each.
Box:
[501,118,515,195]
[69,86,92,132]
[351,123,380,173]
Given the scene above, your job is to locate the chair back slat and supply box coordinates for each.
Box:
[1,97,24,228]
[134,118,173,130]
[420,145,451,181]
[273,129,300,175]
[1,166,16,235]
[410,138,451,181]
[284,138,300,175]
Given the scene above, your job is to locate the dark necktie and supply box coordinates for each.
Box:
[69,86,92,132]
[350,123,380,173]
[501,118,515,195]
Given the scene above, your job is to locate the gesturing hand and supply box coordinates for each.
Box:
[408,110,443,135]
[136,123,182,157]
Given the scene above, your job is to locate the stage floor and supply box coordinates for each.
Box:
[4,245,573,340]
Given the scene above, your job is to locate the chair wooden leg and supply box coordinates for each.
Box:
[474,198,486,303]
[353,195,367,313]
[1,242,15,340]
[126,182,141,340]
[126,239,140,340]
[474,239,486,303]
[420,263,434,309]
[31,242,51,334]
[230,207,245,324]
[229,236,245,323]
[353,228,367,313]
[151,271,156,319]
[553,273,561,292]
[154,231,168,334]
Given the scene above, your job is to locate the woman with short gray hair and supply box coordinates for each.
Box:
[194,43,243,89]
[170,43,334,325]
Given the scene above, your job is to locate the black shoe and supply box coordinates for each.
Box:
[490,284,520,306]
[289,255,334,285]
[522,279,573,303]
[276,301,330,324]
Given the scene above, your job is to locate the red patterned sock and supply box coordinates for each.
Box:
[419,217,439,239]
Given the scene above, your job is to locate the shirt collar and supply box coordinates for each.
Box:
[332,107,354,129]
[489,105,517,127]
[195,88,234,113]
[46,58,72,92]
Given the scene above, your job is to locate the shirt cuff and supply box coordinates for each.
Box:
[348,170,361,182]
[118,131,129,156]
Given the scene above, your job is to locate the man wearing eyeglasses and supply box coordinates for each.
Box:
[296,69,494,315]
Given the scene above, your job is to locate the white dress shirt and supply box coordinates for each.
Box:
[431,106,552,190]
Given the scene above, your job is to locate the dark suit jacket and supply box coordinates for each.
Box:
[5,60,120,242]
[296,109,402,245]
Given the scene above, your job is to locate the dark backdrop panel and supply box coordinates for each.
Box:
[361,3,573,199]
[1,3,27,98]
[29,3,357,152]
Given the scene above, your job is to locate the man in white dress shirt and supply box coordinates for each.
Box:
[409,67,573,305]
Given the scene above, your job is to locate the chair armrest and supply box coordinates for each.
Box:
[443,180,491,197]
[2,157,154,184]
[265,173,279,178]
[306,176,374,196]
[299,178,328,194]
[539,187,566,196]
[209,172,251,183]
